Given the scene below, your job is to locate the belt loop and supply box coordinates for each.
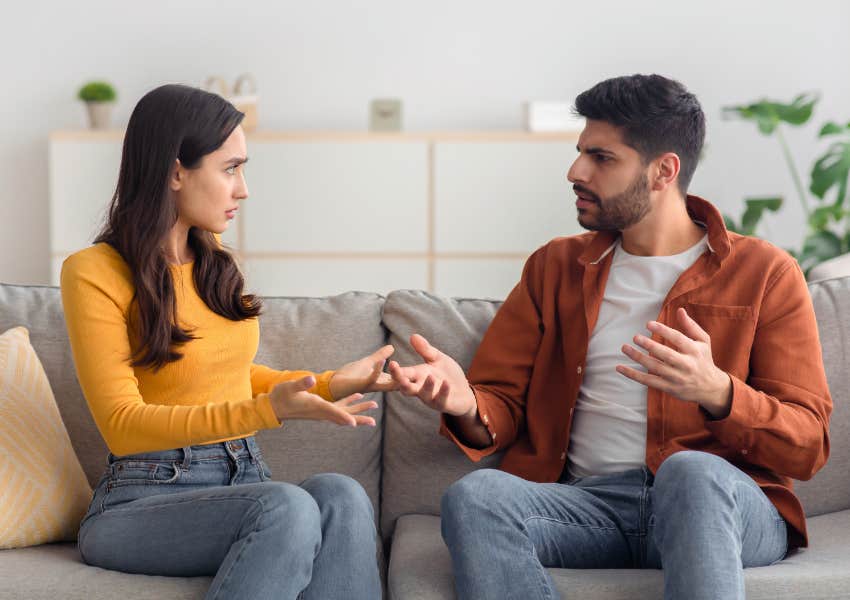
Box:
[245,436,261,464]
[181,446,192,469]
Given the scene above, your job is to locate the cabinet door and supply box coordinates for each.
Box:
[49,139,121,260]
[433,141,580,298]
[239,141,429,296]
[241,142,428,253]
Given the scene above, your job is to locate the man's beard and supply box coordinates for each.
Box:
[575,171,651,231]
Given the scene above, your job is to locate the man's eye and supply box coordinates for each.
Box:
[595,155,610,163]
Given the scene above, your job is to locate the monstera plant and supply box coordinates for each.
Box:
[722,93,850,275]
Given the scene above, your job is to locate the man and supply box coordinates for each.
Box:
[388,74,832,600]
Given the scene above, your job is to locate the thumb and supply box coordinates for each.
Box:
[410,334,440,363]
[373,344,395,362]
[288,375,316,392]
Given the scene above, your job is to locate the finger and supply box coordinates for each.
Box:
[344,400,380,414]
[335,393,364,407]
[631,334,686,369]
[432,380,451,411]
[394,374,424,396]
[366,372,399,392]
[616,364,673,394]
[646,320,697,352]
[353,415,376,427]
[372,344,395,361]
[410,334,441,363]
[387,361,421,384]
[621,344,677,379]
[420,375,436,402]
[325,405,357,427]
[677,308,710,343]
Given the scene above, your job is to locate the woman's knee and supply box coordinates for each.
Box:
[249,482,321,546]
[300,473,373,519]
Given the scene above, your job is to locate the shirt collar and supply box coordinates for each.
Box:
[578,194,730,266]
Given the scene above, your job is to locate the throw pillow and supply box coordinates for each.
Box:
[0,327,92,549]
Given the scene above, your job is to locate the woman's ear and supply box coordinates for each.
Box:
[169,159,183,192]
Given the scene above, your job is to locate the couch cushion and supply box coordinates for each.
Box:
[388,510,850,600]
[380,291,504,544]
[0,285,387,520]
[796,276,850,516]
[252,292,387,517]
[0,543,208,599]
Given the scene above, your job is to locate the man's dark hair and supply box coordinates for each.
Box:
[574,74,705,194]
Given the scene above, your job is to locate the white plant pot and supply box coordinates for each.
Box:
[85,102,113,130]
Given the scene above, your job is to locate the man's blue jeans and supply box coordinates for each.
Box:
[78,436,381,600]
[441,451,788,600]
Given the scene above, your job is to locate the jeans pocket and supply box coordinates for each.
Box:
[109,460,181,487]
[257,457,273,482]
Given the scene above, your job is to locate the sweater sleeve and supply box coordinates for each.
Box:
[705,259,832,480]
[250,364,336,401]
[60,252,282,456]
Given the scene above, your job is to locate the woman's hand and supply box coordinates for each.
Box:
[270,375,379,427]
[328,345,397,400]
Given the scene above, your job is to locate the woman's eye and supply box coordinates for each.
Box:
[225,166,236,175]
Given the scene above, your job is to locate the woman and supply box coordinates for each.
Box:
[60,84,391,599]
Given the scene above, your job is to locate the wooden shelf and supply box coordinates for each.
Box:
[49,130,580,143]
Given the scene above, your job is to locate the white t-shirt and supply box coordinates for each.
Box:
[567,234,709,478]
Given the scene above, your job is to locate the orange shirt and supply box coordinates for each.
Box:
[442,195,832,548]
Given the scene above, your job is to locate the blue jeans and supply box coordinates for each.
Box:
[441,451,788,600]
[78,436,381,600]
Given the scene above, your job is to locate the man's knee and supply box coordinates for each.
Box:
[653,451,736,509]
[441,468,513,524]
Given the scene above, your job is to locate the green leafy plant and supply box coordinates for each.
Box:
[723,93,850,275]
[77,81,117,103]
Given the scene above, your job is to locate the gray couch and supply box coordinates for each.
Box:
[0,279,848,600]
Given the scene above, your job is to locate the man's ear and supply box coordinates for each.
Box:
[651,152,680,192]
[169,159,183,192]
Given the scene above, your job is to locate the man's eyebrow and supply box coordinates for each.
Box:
[576,145,616,157]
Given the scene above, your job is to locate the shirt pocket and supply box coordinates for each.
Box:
[681,302,757,376]
[683,303,754,321]
[109,459,181,487]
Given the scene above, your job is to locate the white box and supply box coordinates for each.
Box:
[525,101,584,132]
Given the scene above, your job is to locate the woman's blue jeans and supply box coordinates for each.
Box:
[78,436,381,600]
[441,450,788,600]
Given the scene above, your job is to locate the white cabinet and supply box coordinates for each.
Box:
[49,131,579,299]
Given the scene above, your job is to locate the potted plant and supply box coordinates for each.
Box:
[78,81,117,130]
[723,94,850,277]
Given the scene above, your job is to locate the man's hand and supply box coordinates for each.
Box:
[270,376,379,427]
[387,334,477,418]
[329,345,397,400]
[617,307,732,418]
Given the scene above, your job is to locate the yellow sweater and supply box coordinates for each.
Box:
[60,243,335,456]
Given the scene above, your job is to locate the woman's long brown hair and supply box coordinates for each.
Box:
[95,84,261,371]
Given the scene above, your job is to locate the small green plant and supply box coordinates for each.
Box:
[77,81,117,103]
[723,93,850,275]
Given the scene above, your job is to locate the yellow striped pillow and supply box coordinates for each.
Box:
[0,327,92,549]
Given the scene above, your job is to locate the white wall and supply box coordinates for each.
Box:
[4,0,848,284]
